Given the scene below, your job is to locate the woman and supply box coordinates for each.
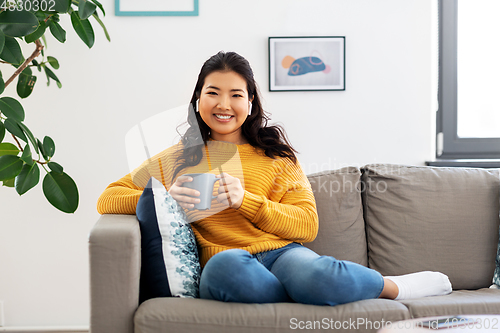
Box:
[97,51,452,305]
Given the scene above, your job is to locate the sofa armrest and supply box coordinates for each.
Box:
[89,214,141,333]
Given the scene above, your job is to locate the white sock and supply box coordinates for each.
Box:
[385,271,452,300]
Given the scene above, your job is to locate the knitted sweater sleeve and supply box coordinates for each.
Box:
[96,173,144,215]
[237,159,319,243]
[96,155,161,215]
[96,144,181,215]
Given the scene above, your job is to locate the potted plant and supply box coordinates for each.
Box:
[0,0,109,213]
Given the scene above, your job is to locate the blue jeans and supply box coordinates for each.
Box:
[199,243,384,306]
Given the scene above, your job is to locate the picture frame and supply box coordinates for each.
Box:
[115,0,199,16]
[268,36,345,92]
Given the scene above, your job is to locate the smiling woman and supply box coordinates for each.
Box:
[97,51,452,307]
[197,71,252,145]
[169,51,299,185]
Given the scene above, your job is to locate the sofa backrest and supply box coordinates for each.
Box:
[306,164,500,290]
[305,167,368,266]
[361,164,500,290]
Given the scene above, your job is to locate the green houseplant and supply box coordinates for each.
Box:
[0,0,109,213]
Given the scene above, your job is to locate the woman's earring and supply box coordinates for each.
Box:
[248,102,252,115]
[195,99,199,113]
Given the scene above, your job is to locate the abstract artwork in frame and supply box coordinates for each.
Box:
[269,36,345,91]
[115,0,199,16]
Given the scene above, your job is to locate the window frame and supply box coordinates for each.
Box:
[437,0,500,160]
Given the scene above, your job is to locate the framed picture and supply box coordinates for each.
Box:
[115,0,199,16]
[268,36,345,91]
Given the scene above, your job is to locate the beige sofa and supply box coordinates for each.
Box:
[89,164,500,333]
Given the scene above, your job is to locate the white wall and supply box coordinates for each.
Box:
[0,0,436,327]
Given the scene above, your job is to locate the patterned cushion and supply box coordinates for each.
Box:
[136,177,201,303]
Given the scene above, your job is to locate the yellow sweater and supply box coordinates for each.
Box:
[97,140,319,266]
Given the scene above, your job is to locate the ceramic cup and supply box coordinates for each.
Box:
[181,173,219,210]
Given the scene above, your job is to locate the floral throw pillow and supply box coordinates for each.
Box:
[136,177,201,303]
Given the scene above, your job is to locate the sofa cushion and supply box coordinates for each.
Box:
[136,177,201,302]
[306,167,367,266]
[398,289,500,318]
[361,164,500,290]
[135,297,410,333]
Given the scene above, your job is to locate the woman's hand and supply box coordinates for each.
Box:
[168,175,200,210]
[216,173,244,209]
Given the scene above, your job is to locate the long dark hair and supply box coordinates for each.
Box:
[172,51,298,183]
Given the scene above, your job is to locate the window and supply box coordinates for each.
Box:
[435,0,500,164]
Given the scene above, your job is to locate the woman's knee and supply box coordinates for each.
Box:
[284,256,352,304]
[199,249,289,303]
[304,257,383,304]
[201,249,250,284]
[200,249,252,298]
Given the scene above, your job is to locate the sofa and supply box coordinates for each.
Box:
[89,164,500,333]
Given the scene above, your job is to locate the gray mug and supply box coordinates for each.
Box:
[181,173,218,210]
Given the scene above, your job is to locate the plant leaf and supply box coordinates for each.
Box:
[0,154,23,180]
[0,30,5,55]
[17,122,39,154]
[33,59,42,72]
[48,161,63,174]
[34,11,49,21]
[0,142,19,156]
[0,97,25,121]
[17,68,37,98]
[25,20,47,44]
[37,138,47,160]
[51,0,71,13]
[20,143,33,165]
[0,10,39,38]
[0,70,5,95]
[43,171,79,213]
[3,177,15,187]
[90,0,105,16]
[43,64,50,86]
[44,66,61,88]
[78,0,96,20]
[41,34,47,51]
[15,162,39,195]
[0,36,23,65]
[48,20,66,43]
[0,121,4,142]
[50,13,60,23]
[47,56,59,69]
[70,11,94,48]
[42,136,55,158]
[21,65,31,75]
[91,13,109,42]
[4,118,27,142]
